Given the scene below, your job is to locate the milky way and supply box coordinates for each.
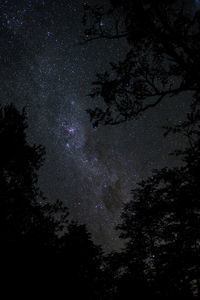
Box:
[0,0,192,251]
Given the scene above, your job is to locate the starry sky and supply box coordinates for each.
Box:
[0,0,195,251]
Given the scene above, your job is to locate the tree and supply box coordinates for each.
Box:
[56,221,104,299]
[0,104,54,250]
[0,104,105,298]
[0,104,65,288]
[114,117,200,297]
[82,0,200,127]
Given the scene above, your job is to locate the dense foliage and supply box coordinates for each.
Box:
[0,104,103,298]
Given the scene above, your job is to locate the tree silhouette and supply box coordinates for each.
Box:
[56,221,104,299]
[82,0,200,127]
[113,114,200,297]
[81,2,200,296]
[0,104,105,298]
[0,104,66,291]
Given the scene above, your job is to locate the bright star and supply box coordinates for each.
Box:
[68,127,76,134]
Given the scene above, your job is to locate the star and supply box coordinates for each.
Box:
[68,127,76,134]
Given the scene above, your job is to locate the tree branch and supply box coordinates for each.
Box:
[79,32,127,45]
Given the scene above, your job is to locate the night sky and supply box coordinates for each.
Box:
[0,0,194,251]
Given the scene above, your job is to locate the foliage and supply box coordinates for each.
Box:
[114,120,200,297]
[82,2,200,296]
[82,0,200,126]
[0,104,104,298]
